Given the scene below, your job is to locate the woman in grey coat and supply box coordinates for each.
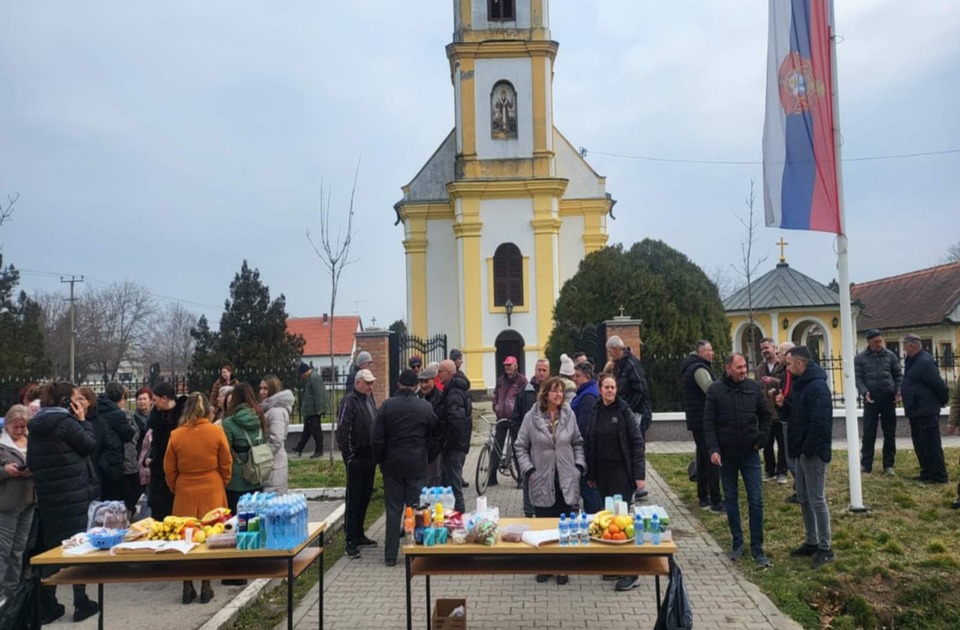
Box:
[0,405,35,606]
[259,375,293,493]
[515,376,585,585]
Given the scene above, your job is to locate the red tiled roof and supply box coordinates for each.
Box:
[852,262,960,330]
[286,316,361,356]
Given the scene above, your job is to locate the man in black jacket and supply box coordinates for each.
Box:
[606,335,652,435]
[855,329,903,475]
[704,353,772,568]
[437,359,472,513]
[682,340,723,512]
[337,369,379,559]
[784,346,836,568]
[96,382,136,502]
[373,369,438,566]
[901,334,949,484]
[512,358,549,516]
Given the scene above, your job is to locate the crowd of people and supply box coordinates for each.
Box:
[0,363,304,623]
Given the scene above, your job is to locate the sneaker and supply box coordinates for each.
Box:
[762,473,776,482]
[357,536,378,547]
[728,545,744,562]
[785,493,800,504]
[709,503,727,514]
[883,467,896,477]
[535,574,549,583]
[755,554,772,569]
[790,543,819,557]
[73,599,100,623]
[615,576,640,591]
[556,575,569,585]
[345,546,361,559]
[698,499,711,510]
[385,558,397,567]
[40,603,65,625]
[777,474,788,485]
[462,481,469,488]
[811,548,836,568]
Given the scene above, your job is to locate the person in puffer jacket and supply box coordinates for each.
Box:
[259,375,294,494]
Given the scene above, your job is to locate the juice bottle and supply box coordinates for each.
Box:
[403,507,416,546]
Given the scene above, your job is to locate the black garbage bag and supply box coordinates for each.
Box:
[687,459,698,482]
[0,577,38,630]
[654,558,694,630]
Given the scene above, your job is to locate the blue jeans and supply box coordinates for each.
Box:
[719,451,764,557]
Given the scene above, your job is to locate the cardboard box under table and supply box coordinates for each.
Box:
[30,521,327,630]
[403,517,676,630]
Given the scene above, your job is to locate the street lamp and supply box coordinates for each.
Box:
[504,299,514,327]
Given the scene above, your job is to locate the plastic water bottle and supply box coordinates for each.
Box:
[443,487,455,510]
[580,512,590,546]
[634,512,644,546]
[420,487,429,508]
[558,513,569,547]
[651,514,661,545]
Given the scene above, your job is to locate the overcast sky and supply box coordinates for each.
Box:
[2,1,958,331]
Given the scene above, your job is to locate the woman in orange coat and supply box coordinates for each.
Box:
[164,392,232,605]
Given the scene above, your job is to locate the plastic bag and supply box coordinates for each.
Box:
[0,575,37,630]
[654,558,694,630]
[87,500,129,530]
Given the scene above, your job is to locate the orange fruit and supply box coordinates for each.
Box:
[614,532,626,541]
[602,531,612,540]
[608,524,620,535]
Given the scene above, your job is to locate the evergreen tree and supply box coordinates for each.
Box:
[545,240,730,410]
[189,260,304,392]
[0,258,51,400]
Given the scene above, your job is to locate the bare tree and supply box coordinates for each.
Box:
[942,240,960,264]
[0,193,18,230]
[143,303,197,376]
[731,180,771,368]
[34,290,74,379]
[306,162,359,464]
[709,264,742,300]
[78,282,156,380]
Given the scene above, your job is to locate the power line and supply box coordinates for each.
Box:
[581,147,960,165]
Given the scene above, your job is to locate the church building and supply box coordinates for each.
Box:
[395,0,614,390]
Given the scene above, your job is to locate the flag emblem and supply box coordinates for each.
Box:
[778,52,824,115]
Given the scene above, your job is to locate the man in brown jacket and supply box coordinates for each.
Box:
[756,338,788,484]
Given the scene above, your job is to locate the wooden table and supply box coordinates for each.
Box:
[30,521,326,630]
[403,517,677,630]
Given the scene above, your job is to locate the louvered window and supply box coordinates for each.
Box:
[493,243,523,306]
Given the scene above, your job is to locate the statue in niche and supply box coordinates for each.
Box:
[491,82,517,140]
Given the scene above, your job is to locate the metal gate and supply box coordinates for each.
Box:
[566,322,608,371]
[388,332,448,393]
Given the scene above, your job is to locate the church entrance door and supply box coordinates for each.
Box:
[495,330,525,379]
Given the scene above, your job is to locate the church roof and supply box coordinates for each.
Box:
[723,262,839,312]
[852,261,960,330]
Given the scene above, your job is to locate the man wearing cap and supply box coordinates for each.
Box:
[437,359,472,513]
[373,369,438,566]
[338,368,379,558]
[418,365,444,487]
[489,356,528,487]
[295,362,329,459]
[854,329,903,475]
[901,334,949,484]
[408,355,423,374]
[606,336,653,436]
[345,350,374,397]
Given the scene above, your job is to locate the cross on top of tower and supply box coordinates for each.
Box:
[776,237,789,263]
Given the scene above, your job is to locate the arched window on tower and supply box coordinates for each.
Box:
[493,243,524,307]
[490,81,518,140]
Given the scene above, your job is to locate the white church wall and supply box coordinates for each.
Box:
[554,130,605,198]
[470,1,532,30]
[426,219,460,343]
[474,58,534,160]
[558,215,584,284]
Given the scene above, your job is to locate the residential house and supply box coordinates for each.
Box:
[286,315,362,383]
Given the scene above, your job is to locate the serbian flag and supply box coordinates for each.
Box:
[762,0,841,234]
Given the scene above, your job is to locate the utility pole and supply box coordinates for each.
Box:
[60,275,84,381]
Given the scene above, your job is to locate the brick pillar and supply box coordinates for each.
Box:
[354,330,391,403]
[605,316,644,359]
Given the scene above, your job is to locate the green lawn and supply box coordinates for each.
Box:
[649,450,960,630]
[227,458,385,630]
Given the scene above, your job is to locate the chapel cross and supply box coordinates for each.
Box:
[618,305,625,317]
[776,237,789,263]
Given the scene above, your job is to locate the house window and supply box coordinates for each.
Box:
[940,342,955,368]
[488,0,515,21]
[885,341,900,357]
[493,243,523,307]
[321,366,339,384]
[921,338,934,355]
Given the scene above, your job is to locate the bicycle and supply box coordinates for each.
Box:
[475,412,521,495]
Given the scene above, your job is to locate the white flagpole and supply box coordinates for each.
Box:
[829,0,866,512]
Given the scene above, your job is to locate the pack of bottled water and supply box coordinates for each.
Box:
[237,492,309,550]
[419,486,455,510]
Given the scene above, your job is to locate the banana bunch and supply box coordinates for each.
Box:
[147,516,200,541]
[588,510,614,537]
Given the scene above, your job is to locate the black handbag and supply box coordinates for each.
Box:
[654,558,694,630]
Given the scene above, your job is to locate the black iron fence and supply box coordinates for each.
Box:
[388,331,447,394]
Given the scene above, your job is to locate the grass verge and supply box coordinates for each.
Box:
[225,459,385,630]
[649,449,960,630]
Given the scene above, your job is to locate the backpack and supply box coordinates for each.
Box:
[235,426,274,486]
